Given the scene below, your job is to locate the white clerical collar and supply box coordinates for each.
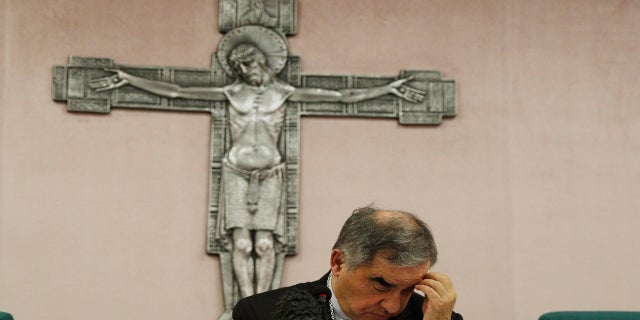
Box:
[327,273,350,320]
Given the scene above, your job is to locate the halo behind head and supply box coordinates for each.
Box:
[216,25,289,77]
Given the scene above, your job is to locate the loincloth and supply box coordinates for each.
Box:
[220,159,286,232]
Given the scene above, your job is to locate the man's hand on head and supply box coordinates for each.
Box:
[415,272,457,320]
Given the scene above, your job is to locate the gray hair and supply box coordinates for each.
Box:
[332,206,438,270]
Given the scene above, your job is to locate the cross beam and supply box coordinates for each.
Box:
[52,54,455,254]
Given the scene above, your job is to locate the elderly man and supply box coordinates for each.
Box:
[233,206,462,320]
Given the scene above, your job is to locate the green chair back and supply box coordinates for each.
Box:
[540,311,640,320]
[0,312,13,320]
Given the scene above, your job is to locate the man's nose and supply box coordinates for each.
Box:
[379,295,405,315]
[239,64,248,73]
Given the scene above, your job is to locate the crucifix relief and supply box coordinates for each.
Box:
[52,1,456,319]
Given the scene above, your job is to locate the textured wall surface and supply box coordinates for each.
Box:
[1,1,639,319]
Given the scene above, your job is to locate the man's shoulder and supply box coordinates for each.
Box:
[232,275,327,320]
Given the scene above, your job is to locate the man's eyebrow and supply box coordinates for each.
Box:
[370,276,395,288]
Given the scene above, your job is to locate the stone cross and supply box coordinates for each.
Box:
[51,1,455,319]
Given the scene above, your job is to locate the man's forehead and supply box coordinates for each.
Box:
[364,255,430,284]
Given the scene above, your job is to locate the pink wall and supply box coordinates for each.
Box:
[1,1,639,319]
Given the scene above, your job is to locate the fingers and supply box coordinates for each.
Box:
[87,67,128,91]
[88,75,117,89]
[425,272,454,288]
[93,84,118,92]
[421,273,455,299]
[399,86,425,102]
[388,77,425,103]
[415,272,457,320]
[88,74,128,92]
[392,90,419,103]
[390,85,425,103]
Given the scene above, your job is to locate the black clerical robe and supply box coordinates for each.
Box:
[232,272,463,320]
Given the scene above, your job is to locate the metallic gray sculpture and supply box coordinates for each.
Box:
[51,2,456,319]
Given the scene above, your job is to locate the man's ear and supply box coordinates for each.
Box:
[330,249,346,275]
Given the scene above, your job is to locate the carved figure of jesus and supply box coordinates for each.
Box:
[89,43,423,298]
